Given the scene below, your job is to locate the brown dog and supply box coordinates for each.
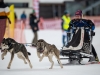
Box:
[36,39,63,69]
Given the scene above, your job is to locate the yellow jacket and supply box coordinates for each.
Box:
[62,15,71,30]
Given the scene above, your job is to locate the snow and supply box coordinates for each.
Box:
[0,27,100,75]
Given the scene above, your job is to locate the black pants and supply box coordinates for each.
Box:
[84,31,98,60]
[92,45,98,59]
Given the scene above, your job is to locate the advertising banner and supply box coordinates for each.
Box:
[15,16,100,30]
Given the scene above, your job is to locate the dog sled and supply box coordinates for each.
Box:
[60,25,95,65]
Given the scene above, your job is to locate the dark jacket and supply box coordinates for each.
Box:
[69,19,95,30]
[69,19,95,42]
[29,14,39,32]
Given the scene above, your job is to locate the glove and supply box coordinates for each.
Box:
[91,31,95,36]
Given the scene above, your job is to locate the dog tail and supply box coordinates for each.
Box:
[27,52,31,55]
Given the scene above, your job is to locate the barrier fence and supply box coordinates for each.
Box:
[4,20,26,43]
[15,16,100,30]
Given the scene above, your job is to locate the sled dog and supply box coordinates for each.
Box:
[1,38,32,69]
[36,39,63,69]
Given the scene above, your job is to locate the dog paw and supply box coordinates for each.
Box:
[25,62,27,64]
[1,57,4,60]
[39,59,42,62]
[49,67,52,69]
[61,66,63,68]
[30,65,32,69]
[7,67,10,69]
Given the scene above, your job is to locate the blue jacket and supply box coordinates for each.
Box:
[69,19,95,31]
[21,13,26,19]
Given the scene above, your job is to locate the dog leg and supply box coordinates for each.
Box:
[26,58,32,69]
[54,54,63,68]
[48,54,54,69]
[37,51,41,58]
[1,50,7,60]
[7,52,14,69]
[17,52,27,64]
[39,54,44,62]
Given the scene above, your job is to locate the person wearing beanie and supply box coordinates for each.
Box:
[61,10,71,46]
[0,0,10,48]
[29,10,39,47]
[67,10,99,62]
[74,10,83,19]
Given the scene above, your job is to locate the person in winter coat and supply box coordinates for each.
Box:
[29,10,39,46]
[68,10,99,62]
[0,0,10,47]
[61,10,71,46]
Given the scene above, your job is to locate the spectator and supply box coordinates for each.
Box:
[61,10,71,46]
[20,11,27,20]
[20,11,27,25]
[29,10,39,46]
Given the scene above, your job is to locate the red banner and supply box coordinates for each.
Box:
[40,19,61,29]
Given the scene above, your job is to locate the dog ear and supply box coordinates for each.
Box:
[42,40,47,47]
[2,38,6,42]
[35,40,38,46]
[35,40,39,46]
[8,38,13,43]
[31,42,37,47]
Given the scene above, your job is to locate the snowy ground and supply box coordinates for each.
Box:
[0,27,100,75]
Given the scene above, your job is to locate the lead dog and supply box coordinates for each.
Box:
[1,38,32,69]
[36,39,63,69]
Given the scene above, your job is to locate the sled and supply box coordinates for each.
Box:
[60,26,95,65]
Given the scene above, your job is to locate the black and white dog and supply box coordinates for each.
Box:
[1,38,32,69]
